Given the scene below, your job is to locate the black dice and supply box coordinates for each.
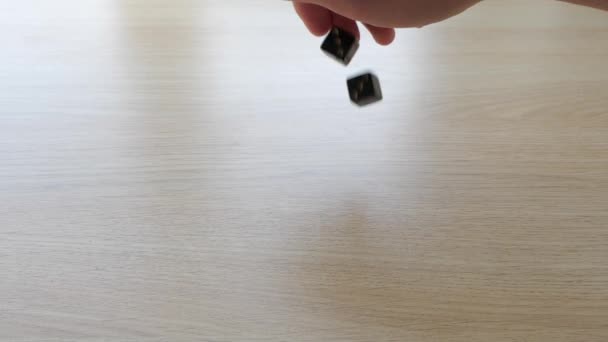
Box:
[321,27,359,66]
[347,73,383,106]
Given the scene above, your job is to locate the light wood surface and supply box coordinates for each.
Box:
[2,1,608,341]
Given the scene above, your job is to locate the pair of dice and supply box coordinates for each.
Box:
[321,27,383,106]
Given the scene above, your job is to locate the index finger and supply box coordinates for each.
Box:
[293,3,332,36]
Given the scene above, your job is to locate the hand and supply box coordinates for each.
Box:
[293,0,482,45]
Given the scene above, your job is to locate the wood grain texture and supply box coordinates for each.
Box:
[1,0,608,341]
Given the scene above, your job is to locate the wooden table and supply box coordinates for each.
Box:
[2,1,608,340]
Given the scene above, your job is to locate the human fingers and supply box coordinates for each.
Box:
[293,2,332,36]
[363,23,396,45]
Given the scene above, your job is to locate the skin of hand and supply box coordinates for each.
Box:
[292,0,482,45]
[559,0,608,11]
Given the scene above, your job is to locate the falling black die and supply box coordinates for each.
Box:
[347,73,383,106]
[321,27,359,66]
